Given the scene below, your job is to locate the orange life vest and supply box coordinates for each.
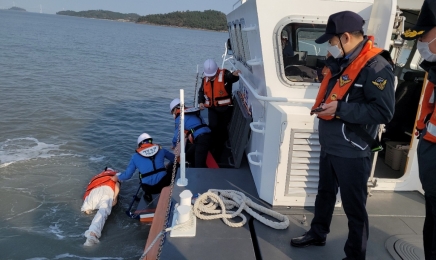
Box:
[417,81,436,143]
[312,38,383,120]
[203,68,232,107]
[83,169,117,200]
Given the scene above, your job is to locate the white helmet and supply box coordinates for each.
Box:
[203,59,218,77]
[170,98,180,113]
[137,133,152,145]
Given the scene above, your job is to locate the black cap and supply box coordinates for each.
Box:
[401,0,436,40]
[315,11,365,44]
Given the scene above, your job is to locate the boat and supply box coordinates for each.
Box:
[134,0,428,259]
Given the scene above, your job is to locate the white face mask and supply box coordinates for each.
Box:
[327,35,344,59]
[417,37,436,62]
[327,44,343,59]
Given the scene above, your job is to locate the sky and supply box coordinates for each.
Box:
[0,0,238,15]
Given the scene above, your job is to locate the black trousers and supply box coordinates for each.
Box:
[141,162,178,195]
[418,137,436,260]
[208,106,233,159]
[309,151,370,260]
[185,133,212,168]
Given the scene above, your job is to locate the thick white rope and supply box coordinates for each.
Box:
[193,189,289,229]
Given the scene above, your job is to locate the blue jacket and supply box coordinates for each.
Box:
[172,113,211,147]
[117,147,175,185]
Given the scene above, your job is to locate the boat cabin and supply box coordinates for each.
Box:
[225,0,426,206]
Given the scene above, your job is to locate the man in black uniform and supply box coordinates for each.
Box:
[402,1,436,259]
[290,11,395,260]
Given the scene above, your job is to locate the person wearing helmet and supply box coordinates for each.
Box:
[198,58,240,161]
[81,167,120,246]
[170,98,211,168]
[111,133,176,202]
[401,1,436,259]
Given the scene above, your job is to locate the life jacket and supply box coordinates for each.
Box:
[174,107,208,144]
[203,68,232,107]
[312,38,383,120]
[417,81,436,143]
[83,169,117,200]
[136,143,166,179]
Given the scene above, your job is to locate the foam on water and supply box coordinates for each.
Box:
[27,255,123,260]
[48,222,66,239]
[0,137,66,167]
[89,156,105,162]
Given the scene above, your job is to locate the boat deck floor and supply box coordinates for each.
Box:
[151,162,425,260]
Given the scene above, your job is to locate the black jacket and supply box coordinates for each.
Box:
[319,37,395,158]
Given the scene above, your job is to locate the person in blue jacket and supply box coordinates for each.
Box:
[111,133,176,201]
[170,98,212,168]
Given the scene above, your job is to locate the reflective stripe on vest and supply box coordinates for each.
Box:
[203,69,232,107]
[417,81,435,131]
[83,170,117,200]
[419,81,436,143]
[313,39,383,120]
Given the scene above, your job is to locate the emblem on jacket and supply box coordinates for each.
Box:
[339,75,352,87]
[403,29,425,38]
[372,77,387,90]
[331,94,337,100]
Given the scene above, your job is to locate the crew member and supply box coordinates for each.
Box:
[402,1,436,258]
[290,11,395,260]
[198,58,240,160]
[111,133,176,202]
[170,98,211,168]
[81,168,120,246]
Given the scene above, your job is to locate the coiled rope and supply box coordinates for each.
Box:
[193,189,289,229]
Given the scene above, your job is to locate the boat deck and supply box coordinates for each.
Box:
[151,162,425,260]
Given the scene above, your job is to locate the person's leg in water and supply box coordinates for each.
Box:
[81,186,114,246]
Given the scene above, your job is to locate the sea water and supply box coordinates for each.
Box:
[0,10,227,259]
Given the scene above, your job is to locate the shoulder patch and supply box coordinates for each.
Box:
[372,77,387,90]
[366,59,378,67]
[339,74,352,87]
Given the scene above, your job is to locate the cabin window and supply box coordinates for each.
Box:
[278,23,328,83]
[228,20,252,72]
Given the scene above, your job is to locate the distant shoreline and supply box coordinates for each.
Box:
[136,21,227,33]
[57,9,227,32]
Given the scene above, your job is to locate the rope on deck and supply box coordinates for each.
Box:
[193,189,290,229]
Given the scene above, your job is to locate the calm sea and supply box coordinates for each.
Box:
[0,10,227,259]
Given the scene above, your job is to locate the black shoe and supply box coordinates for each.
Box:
[143,193,152,202]
[290,232,326,248]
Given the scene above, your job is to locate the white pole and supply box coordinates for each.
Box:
[177,89,188,186]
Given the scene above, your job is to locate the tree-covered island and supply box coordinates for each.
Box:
[56,9,227,31]
[57,10,140,22]
[9,7,26,11]
[137,10,227,31]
